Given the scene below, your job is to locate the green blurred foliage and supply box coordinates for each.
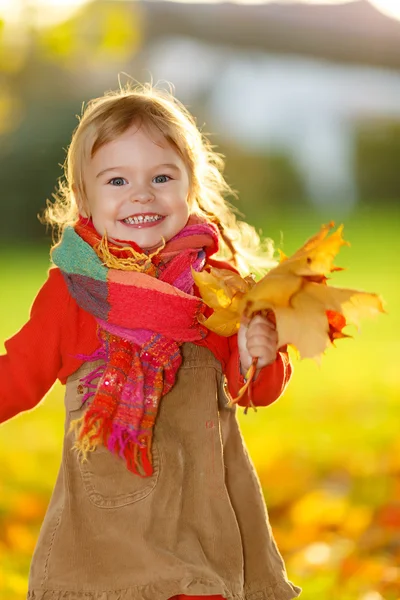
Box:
[38,3,142,66]
[355,118,400,204]
[0,0,143,242]
[222,144,307,221]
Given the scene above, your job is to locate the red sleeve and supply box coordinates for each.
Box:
[0,268,67,423]
[0,268,99,423]
[225,335,292,408]
[197,257,292,407]
[207,257,237,272]
[202,258,292,407]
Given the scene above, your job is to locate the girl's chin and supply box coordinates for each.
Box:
[108,229,164,251]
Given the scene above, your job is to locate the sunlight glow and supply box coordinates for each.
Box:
[0,0,91,27]
[360,593,384,600]
[168,0,350,4]
[368,0,400,21]
[164,0,400,18]
[1,0,400,27]
[303,542,332,565]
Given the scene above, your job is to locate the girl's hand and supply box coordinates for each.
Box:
[238,314,278,376]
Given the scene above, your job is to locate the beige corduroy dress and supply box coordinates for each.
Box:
[27,343,301,600]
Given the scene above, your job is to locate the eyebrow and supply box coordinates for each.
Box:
[96,163,182,179]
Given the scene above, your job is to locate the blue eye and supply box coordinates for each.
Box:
[153,175,171,184]
[109,177,127,186]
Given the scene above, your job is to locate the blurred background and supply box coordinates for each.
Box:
[0,0,399,598]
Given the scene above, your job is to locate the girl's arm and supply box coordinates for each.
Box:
[204,257,292,407]
[0,269,66,423]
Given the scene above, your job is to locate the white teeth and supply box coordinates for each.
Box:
[123,215,162,225]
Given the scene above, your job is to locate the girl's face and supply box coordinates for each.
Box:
[80,124,190,249]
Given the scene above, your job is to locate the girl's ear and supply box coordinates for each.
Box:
[73,185,89,218]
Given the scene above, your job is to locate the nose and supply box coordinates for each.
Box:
[129,186,155,205]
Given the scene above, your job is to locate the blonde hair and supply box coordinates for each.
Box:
[44,83,276,276]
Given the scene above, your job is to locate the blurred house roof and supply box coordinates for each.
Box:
[138,0,400,69]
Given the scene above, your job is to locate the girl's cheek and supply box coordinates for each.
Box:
[105,190,127,205]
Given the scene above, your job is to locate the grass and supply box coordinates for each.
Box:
[0,207,399,600]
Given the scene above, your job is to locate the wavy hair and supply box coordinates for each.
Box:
[43,82,276,275]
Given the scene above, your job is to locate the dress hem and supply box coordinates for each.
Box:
[27,575,301,600]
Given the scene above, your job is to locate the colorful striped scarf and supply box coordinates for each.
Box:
[52,216,219,476]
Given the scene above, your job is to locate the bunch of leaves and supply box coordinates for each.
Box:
[193,222,385,404]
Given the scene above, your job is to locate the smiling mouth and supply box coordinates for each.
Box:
[122,214,164,225]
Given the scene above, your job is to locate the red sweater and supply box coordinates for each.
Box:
[0,267,292,424]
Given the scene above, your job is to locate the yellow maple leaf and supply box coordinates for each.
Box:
[276,221,349,276]
[193,267,251,310]
[194,222,385,366]
[193,266,254,335]
[199,308,241,337]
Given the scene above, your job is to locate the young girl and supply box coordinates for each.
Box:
[1,85,301,600]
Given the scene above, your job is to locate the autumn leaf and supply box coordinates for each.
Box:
[193,266,254,336]
[194,222,385,364]
[199,307,241,337]
[275,221,349,276]
[270,280,384,359]
[273,289,332,359]
[193,267,251,310]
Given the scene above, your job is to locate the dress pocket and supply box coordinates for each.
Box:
[65,374,161,509]
[78,440,161,509]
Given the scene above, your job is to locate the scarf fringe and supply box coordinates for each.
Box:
[78,365,106,405]
[70,414,154,476]
[69,415,100,461]
[95,232,165,272]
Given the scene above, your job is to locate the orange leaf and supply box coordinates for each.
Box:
[326,310,349,342]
